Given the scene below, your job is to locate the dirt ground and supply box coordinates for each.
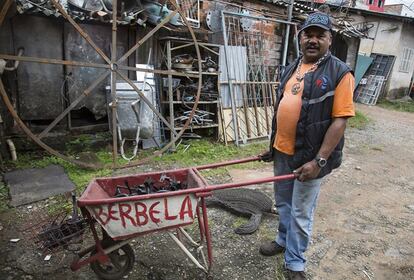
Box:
[0,103,413,280]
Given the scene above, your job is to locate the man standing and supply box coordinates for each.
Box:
[259,12,355,280]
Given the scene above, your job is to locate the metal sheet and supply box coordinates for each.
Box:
[64,23,129,120]
[12,15,64,120]
[219,46,246,108]
[354,54,373,88]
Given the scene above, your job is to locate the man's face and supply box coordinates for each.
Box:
[300,26,332,63]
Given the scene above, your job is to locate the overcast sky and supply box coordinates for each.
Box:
[385,0,413,7]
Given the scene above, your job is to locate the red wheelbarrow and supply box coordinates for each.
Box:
[70,156,294,279]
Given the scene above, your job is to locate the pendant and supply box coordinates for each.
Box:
[291,82,301,95]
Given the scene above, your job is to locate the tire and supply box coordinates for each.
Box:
[90,241,135,280]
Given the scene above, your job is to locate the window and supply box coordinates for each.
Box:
[399,48,414,73]
[378,0,383,7]
[368,0,374,4]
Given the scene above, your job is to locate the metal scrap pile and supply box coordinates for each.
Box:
[15,0,184,26]
[113,174,187,197]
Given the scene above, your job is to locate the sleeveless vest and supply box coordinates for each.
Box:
[270,53,353,178]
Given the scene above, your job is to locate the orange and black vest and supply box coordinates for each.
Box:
[270,53,353,178]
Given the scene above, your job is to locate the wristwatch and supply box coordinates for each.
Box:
[315,155,327,168]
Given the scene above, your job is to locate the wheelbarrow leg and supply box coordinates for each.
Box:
[200,197,213,272]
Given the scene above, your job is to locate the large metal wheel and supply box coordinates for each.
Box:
[0,0,202,169]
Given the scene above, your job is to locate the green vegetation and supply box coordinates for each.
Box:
[156,139,268,168]
[2,138,269,213]
[348,110,370,129]
[377,99,414,113]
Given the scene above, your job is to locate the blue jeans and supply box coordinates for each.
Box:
[273,150,322,272]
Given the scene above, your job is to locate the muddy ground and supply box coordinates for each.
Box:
[0,103,413,280]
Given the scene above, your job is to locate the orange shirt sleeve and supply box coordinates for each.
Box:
[332,72,355,118]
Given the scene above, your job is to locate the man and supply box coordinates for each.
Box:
[259,12,355,280]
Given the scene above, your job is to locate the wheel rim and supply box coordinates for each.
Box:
[0,0,203,169]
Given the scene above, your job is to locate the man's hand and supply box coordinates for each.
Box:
[293,160,321,182]
[259,150,274,162]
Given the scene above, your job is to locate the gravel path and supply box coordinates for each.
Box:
[1,104,413,280]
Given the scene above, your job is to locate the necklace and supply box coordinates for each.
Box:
[291,52,329,95]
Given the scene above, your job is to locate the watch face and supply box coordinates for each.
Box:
[318,158,327,167]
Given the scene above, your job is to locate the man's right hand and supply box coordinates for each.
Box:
[259,150,274,162]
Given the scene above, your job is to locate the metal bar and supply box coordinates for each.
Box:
[116,70,179,136]
[199,44,219,56]
[168,232,208,273]
[221,11,240,146]
[0,0,13,27]
[262,68,271,134]
[281,0,294,66]
[0,54,110,69]
[167,40,176,150]
[205,173,295,191]
[171,42,194,51]
[118,10,178,64]
[103,239,132,255]
[111,0,118,167]
[293,24,300,58]
[118,65,199,78]
[196,205,205,241]
[223,11,297,26]
[38,71,111,139]
[200,197,213,270]
[233,18,250,139]
[196,156,260,170]
[50,0,111,64]
[217,73,228,145]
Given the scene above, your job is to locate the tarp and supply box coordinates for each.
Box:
[355,54,374,88]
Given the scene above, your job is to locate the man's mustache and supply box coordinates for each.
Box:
[306,44,319,50]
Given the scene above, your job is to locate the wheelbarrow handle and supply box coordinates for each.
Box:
[203,173,296,192]
[195,156,261,171]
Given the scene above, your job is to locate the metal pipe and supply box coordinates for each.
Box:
[168,232,208,273]
[221,11,240,146]
[110,0,118,167]
[0,54,110,69]
[167,40,175,151]
[222,11,297,26]
[293,24,300,58]
[282,0,294,66]
[6,139,16,161]
[196,155,260,170]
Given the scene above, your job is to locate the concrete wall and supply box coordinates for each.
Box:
[355,14,413,97]
[388,22,414,97]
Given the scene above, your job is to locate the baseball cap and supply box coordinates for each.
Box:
[299,12,332,33]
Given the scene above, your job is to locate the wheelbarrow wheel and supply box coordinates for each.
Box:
[90,242,135,280]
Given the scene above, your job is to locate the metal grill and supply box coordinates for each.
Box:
[177,0,200,28]
[355,75,385,105]
[220,11,284,144]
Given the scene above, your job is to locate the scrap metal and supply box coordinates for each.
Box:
[14,0,190,26]
[0,0,203,169]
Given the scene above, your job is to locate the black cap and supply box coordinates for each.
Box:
[299,12,332,33]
